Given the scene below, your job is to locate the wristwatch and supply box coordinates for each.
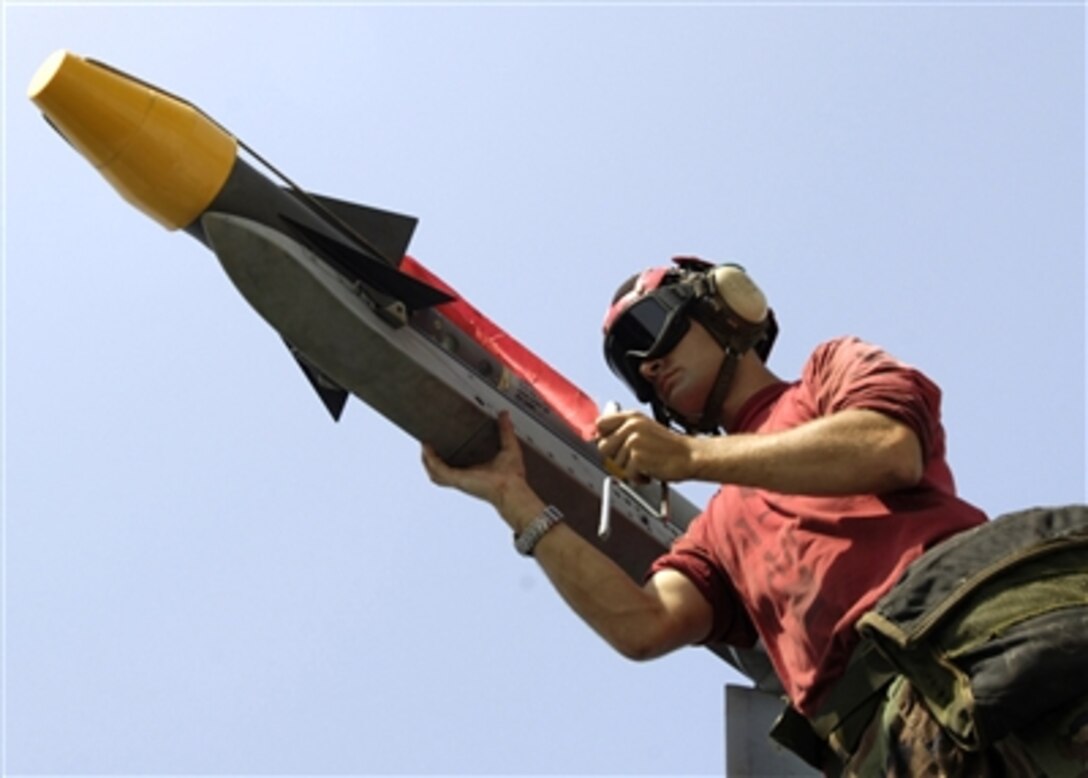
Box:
[514,505,564,556]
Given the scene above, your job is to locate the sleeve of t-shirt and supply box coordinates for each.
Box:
[803,337,945,462]
[647,513,758,647]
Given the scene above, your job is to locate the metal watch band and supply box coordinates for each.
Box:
[514,505,564,556]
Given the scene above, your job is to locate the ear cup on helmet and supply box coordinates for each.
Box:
[709,265,768,324]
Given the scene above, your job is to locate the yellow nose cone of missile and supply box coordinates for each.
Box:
[28,50,237,230]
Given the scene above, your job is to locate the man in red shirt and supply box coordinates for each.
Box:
[642,331,987,717]
[422,259,1086,775]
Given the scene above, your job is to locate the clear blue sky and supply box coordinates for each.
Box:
[3,2,1084,775]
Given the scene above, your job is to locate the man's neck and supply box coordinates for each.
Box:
[720,355,783,430]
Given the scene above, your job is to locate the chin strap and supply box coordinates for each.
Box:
[695,348,741,433]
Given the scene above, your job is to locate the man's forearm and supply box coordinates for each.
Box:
[498,487,683,660]
[496,487,700,661]
[688,408,924,495]
[537,525,679,659]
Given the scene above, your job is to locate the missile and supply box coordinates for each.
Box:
[29,50,777,687]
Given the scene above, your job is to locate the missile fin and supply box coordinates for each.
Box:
[280,215,454,311]
[297,193,418,267]
[284,339,349,421]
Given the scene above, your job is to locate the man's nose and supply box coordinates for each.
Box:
[639,358,663,380]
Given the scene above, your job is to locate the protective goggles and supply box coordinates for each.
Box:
[603,282,697,401]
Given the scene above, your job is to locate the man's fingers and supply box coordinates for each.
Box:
[615,434,645,480]
[424,412,522,486]
[594,409,639,438]
[596,413,644,459]
[496,410,518,450]
[597,422,641,480]
[596,428,627,466]
[421,443,454,486]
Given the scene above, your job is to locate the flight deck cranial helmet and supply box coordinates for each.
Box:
[602,257,778,434]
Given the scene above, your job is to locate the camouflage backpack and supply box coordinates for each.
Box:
[857,504,1088,750]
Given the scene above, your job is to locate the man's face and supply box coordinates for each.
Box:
[637,319,724,423]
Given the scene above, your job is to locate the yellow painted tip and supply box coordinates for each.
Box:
[27,49,70,100]
[29,50,238,230]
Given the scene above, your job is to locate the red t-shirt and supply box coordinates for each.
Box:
[649,337,987,715]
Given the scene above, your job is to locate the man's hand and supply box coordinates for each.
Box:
[422,411,539,527]
[595,410,698,483]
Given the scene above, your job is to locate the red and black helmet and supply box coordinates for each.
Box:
[602,257,777,432]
